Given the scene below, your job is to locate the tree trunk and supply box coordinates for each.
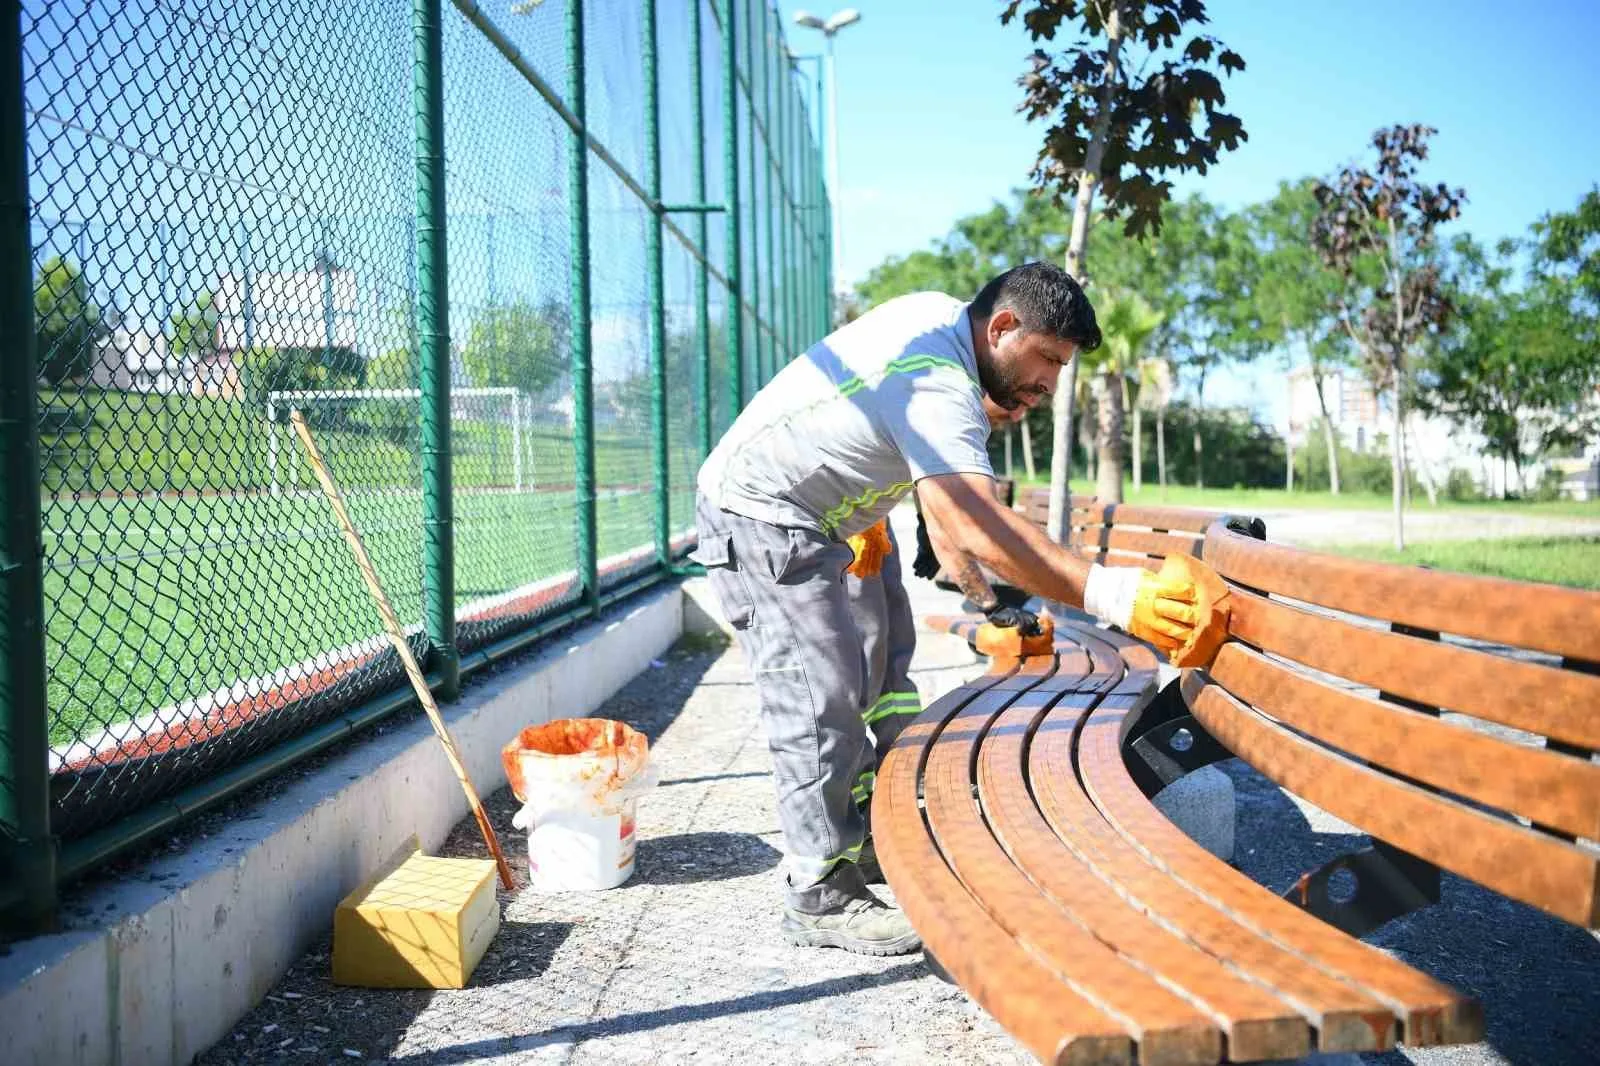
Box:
[1004,424,1013,478]
[1193,363,1208,490]
[1047,3,1123,542]
[1388,219,1406,551]
[1156,403,1168,499]
[1021,415,1035,479]
[1312,363,1340,494]
[1286,431,1294,492]
[1132,398,1143,494]
[1096,369,1124,501]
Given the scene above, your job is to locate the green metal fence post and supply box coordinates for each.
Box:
[761,2,778,381]
[0,0,56,932]
[644,0,668,566]
[414,0,459,698]
[742,0,761,390]
[691,0,712,454]
[569,0,599,615]
[722,0,742,415]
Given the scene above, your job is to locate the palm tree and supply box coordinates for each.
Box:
[1084,289,1164,501]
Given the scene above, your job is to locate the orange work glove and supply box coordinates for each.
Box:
[845,519,893,578]
[1082,555,1232,667]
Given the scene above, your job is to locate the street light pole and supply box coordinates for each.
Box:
[793,8,859,301]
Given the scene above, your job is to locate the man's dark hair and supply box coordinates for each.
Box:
[971,261,1102,353]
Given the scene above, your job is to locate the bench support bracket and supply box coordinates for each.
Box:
[1284,840,1441,938]
[1122,680,1233,797]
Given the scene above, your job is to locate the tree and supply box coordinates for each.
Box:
[1418,236,1600,494]
[1248,180,1352,493]
[34,255,107,385]
[168,288,219,369]
[461,299,570,398]
[1083,288,1163,498]
[1533,186,1600,309]
[1003,0,1246,517]
[1167,203,1264,489]
[1312,124,1464,549]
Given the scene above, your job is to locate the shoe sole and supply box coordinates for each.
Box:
[781,925,922,956]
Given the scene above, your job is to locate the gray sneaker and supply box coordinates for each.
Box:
[781,862,921,956]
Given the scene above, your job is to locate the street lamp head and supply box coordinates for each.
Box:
[824,8,861,32]
[793,11,827,29]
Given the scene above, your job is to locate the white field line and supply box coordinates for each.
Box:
[51,530,696,771]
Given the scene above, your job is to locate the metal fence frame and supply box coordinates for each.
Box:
[0,0,830,931]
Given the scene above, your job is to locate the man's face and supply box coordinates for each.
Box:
[978,308,1078,413]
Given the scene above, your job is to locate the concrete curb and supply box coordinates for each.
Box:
[0,584,684,1066]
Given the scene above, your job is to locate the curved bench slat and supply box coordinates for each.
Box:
[1182,674,1600,929]
[1072,695,1482,1047]
[875,671,1135,1066]
[1071,528,1205,559]
[1073,503,1220,534]
[1210,641,1600,839]
[1227,589,1600,750]
[1034,693,1400,1054]
[979,705,1314,1059]
[923,655,1224,1066]
[1204,524,1600,663]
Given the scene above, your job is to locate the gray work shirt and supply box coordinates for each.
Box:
[698,292,994,539]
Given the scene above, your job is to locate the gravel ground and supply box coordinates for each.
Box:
[194,507,1599,1066]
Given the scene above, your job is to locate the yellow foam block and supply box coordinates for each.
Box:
[332,851,500,989]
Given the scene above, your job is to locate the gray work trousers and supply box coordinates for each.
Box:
[691,494,921,895]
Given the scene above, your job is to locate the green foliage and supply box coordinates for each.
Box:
[1000,0,1247,237]
[461,299,569,397]
[168,289,218,361]
[241,345,367,417]
[34,255,107,384]
[1418,235,1600,486]
[1290,420,1417,495]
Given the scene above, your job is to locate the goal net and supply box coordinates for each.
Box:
[265,387,537,495]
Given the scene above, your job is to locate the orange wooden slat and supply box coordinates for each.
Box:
[1209,640,1600,838]
[978,694,1313,1062]
[1074,693,1482,1047]
[1071,528,1205,559]
[1226,590,1600,750]
[1183,674,1600,929]
[924,668,1224,1066]
[1031,692,1403,1053]
[874,679,1134,1065]
[1205,524,1600,663]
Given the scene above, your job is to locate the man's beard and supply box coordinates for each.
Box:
[980,360,1043,412]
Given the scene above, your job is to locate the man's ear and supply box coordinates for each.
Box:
[987,307,1018,347]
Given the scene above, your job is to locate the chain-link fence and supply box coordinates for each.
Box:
[0,0,830,927]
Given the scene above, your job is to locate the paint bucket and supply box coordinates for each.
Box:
[501,718,655,892]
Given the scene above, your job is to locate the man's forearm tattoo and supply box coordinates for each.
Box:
[953,554,999,614]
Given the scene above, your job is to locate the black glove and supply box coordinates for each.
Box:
[912,511,940,580]
[985,604,1041,636]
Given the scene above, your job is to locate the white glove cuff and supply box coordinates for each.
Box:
[1082,563,1142,630]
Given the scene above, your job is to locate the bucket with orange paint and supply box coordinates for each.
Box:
[501,718,655,892]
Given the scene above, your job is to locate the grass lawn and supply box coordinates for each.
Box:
[42,483,694,748]
[1311,536,1600,590]
[1010,477,1600,518]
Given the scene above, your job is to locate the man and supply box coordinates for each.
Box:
[841,394,1031,875]
[691,261,1223,955]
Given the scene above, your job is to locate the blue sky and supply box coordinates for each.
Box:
[780,0,1600,422]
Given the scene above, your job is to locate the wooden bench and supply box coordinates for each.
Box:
[878,496,1600,1064]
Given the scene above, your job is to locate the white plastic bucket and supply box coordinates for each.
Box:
[500,718,655,892]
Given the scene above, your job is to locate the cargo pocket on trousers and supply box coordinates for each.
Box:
[690,530,755,630]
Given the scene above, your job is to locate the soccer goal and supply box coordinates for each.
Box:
[266,387,533,495]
